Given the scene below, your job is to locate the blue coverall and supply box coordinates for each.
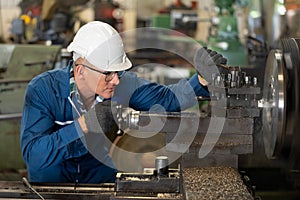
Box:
[20,60,209,183]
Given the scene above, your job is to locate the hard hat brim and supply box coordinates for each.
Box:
[101,55,132,72]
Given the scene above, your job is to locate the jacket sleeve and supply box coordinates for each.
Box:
[20,79,87,171]
[113,72,209,112]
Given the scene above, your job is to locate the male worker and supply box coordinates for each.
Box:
[20,21,226,183]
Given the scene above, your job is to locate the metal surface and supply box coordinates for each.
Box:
[0,44,61,179]
[0,45,14,72]
[115,169,181,194]
[0,166,255,200]
[112,115,255,171]
[155,156,169,176]
[0,181,114,200]
[261,49,286,159]
[111,63,260,172]
[261,38,300,161]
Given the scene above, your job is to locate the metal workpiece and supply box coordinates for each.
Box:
[126,111,200,133]
[182,167,254,200]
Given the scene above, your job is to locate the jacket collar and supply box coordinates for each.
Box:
[53,60,74,99]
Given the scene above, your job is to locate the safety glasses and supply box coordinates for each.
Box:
[75,64,125,82]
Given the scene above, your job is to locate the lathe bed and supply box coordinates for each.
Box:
[0,166,254,199]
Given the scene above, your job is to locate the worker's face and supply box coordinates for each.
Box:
[94,69,120,99]
[75,62,120,99]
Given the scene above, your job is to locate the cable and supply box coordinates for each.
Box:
[22,177,45,200]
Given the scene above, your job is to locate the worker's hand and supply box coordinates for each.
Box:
[79,100,119,142]
[78,100,120,160]
[193,47,227,85]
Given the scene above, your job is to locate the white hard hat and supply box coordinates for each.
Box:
[67,21,132,71]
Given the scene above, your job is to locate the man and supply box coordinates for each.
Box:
[20,21,226,183]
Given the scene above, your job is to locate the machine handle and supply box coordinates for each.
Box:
[22,177,45,200]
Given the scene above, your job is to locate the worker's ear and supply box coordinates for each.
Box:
[74,64,85,78]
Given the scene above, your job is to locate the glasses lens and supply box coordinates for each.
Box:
[105,72,114,82]
[105,71,125,82]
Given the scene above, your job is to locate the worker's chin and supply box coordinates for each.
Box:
[99,91,114,99]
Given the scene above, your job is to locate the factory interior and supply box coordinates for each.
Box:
[0,0,300,199]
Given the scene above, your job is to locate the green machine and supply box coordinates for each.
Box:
[0,44,62,180]
[150,0,250,67]
[208,0,249,66]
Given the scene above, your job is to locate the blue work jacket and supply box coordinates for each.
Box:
[20,60,209,183]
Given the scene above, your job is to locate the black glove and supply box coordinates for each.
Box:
[81,100,121,165]
[193,47,227,85]
[84,100,120,144]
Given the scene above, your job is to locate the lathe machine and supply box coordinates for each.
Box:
[0,38,300,199]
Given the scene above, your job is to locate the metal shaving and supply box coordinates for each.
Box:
[183,167,253,200]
